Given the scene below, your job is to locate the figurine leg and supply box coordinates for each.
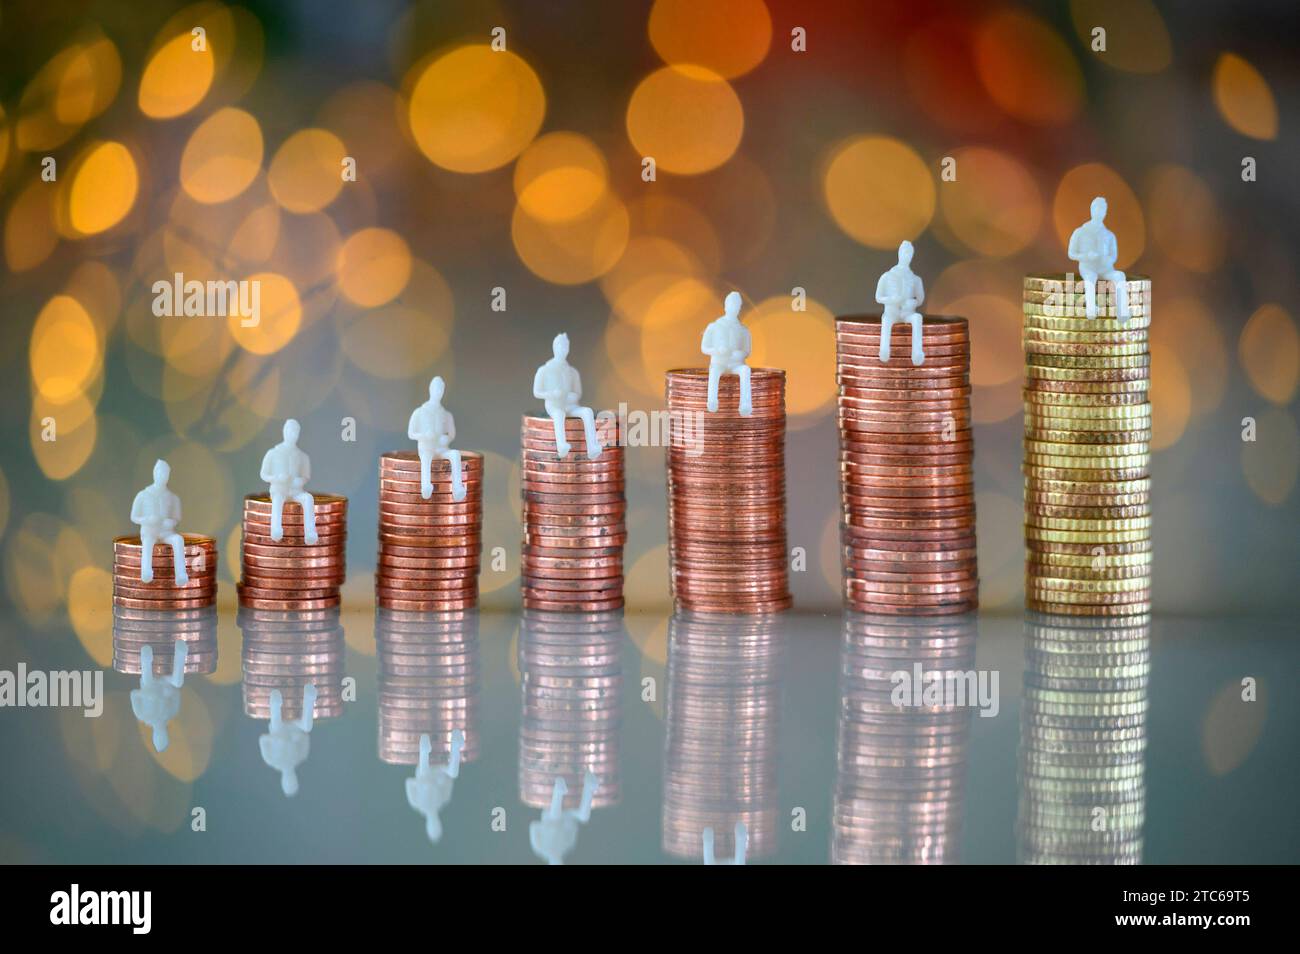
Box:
[1106,269,1130,322]
[706,364,722,413]
[169,638,188,687]
[269,491,286,542]
[297,683,317,732]
[879,315,895,362]
[418,444,435,500]
[736,364,753,417]
[138,529,157,583]
[447,728,465,779]
[1080,267,1098,320]
[293,491,317,544]
[906,313,924,366]
[163,531,188,585]
[702,827,717,865]
[445,448,466,502]
[575,407,603,460]
[549,410,571,459]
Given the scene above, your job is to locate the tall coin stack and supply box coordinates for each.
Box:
[112,606,218,675]
[665,368,791,614]
[836,317,979,615]
[239,607,347,719]
[112,534,217,610]
[376,452,483,611]
[1023,275,1151,616]
[520,416,625,612]
[238,494,347,611]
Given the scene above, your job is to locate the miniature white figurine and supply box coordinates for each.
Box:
[533,333,603,461]
[702,821,748,866]
[130,459,189,585]
[130,641,187,753]
[258,684,316,797]
[405,730,465,844]
[528,771,599,865]
[701,291,753,416]
[259,419,318,544]
[875,240,925,365]
[1067,195,1130,323]
[408,376,466,502]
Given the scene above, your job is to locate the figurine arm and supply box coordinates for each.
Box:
[259,450,276,483]
[912,275,925,309]
[300,453,311,482]
[1067,227,1084,261]
[445,412,456,444]
[874,274,891,305]
[407,409,424,441]
[532,367,548,401]
[568,367,582,400]
[701,324,717,354]
[129,491,145,524]
[168,494,181,526]
[738,326,752,356]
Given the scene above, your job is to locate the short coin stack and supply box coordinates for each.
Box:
[238,607,347,719]
[836,316,979,616]
[665,368,791,614]
[112,534,217,610]
[520,416,625,612]
[112,606,218,675]
[1023,275,1151,616]
[239,494,347,610]
[376,452,483,611]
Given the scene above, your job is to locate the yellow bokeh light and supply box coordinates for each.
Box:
[31,393,98,480]
[17,36,121,150]
[637,277,723,388]
[823,135,935,248]
[512,193,630,285]
[5,180,58,272]
[1146,165,1225,272]
[181,107,264,204]
[748,296,837,423]
[1149,343,1190,451]
[625,544,671,611]
[268,128,348,213]
[4,514,69,626]
[65,260,122,339]
[514,132,609,224]
[229,202,281,267]
[68,566,113,666]
[337,227,412,307]
[1241,407,1299,506]
[974,10,1083,125]
[30,294,100,402]
[601,235,706,324]
[626,65,744,175]
[66,140,138,236]
[944,292,1021,389]
[1052,164,1144,269]
[938,147,1042,257]
[648,0,772,79]
[229,272,301,354]
[340,260,453,379]
[1212,53,1278,140]
[139,32,215,119]
[1239,304,1299,405]
[1068,0,1171,73]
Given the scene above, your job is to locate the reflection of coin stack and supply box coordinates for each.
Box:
[665,368,791,613]
[835,317,978,615]
[375,610,480,765]
[238,608,347,719]
[518,610,623,810]
[112,534,217,610]
[238,494,348,610]
[520,416,625,612]
[1023,275,1152,616]
[662,612,786,861]
[376,452,483,611]
[833,613,976,864]
[1018,613,1149,864]
[112,606,218,675]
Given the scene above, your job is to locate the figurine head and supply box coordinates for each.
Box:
[1090,196,1107,222]
[429,376,445,401]
[282,418,300,445]
[898,240,914,267]
[152,459,170,486]
[724,291,743,319]
[552,333,569,360]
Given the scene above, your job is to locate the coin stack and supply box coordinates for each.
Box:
[520,416,625,612]
[112,534,217,610]
[238,494,348,610]
[833,613,976,864]
[376,609,481,766]
[1023,274,1152,616]
[1018,613,1149,864]
[376,452,483,611]
[662,612,786,861]
[238,607,347,719]
[112,606,218,675]
[665,368,791,614]
[836,316,978,615]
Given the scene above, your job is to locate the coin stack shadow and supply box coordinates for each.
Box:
[835,316,979,616]
[376,609,480,766]
[112,606,218,675]
[113,534,217,610]
[238,494,347,611]
[662,612,786,861]
[1023,275,1151,616]
[239,607,347,719]
[376,452,483,611]
[833,613,976,864]
[665,368,791,614]
[1017,613,1148,864]
[520,416,625,612]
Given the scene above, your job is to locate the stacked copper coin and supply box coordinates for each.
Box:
[520,416,625,612]
[662,612,786,861]
[1023,275,1152,617]
[836,316,978,615]
[112,534,217,610]
[376,609,480,765]
[665,368,791,614]
[238,494,347,611]
[112,606,218,675]
[833,613,976,865]
[376,452,483,611]
[238,607,347,719]
[518,610,623,810]
[1018,613,1149,864]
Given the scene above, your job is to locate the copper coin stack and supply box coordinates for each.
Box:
[665,368,791,614]
[1018,613,1148,864]
[833,613,976,865]
[112,534,217,610]
[662,612,786,861]
[238,607,347,719]
[518,610,623,811]
[111,606,218,675]
[376,609,480,766]
[520,416,625,612]
[1023,275,1152,617]
[238,494,347,610]
[376,452,483,612]
[836,316,979,615]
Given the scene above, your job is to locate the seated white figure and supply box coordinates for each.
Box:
[528,771,599,865]
[130,459,189,585]
[701,291,753,416]
[258,684,316,797]
[408,376,466,502]
[130,641,188,753]
[875,240,925,365]
[1068,195,1131,323]
[404,730,465,844]
[533,333,602,461]
[702,821,748,865]
[259,419,318,544]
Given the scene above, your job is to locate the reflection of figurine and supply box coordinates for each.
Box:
[701,292,753,416]
[533,333,602,461]
[408,376,466,502]
[130,459,188,584]
[529,772,599,865]
[405,731,464,844]
[259,419,317,544]
[875,240,925,365]
[259,684,316,797]
[703,821,748,866]
[130,641,187,752]
[1068,196,1130,323]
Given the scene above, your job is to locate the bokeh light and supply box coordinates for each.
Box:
[938,147,1042,257]
[1212,53,1278,140]
[65,141,138,236]
[268,129,348,214]
[626,65,744,175]
[339,259,452,378]
[1068,0,1171,74]
[181,108,264,204]
[511,193,630,285]
[30,295,101,402]
[228,272,301,355]
[1239,304,1299,404]
[1241,408,1299,506]
[1146,165,1225,272]
[336,228,412,308]
[647,0,772,79]
[513,132,609,224]
[1149,342,1191,451]
[5,181,58,272]
[974,10,1083,125]
[822,136,935,248]
[138,32,215,119]
[747,296,837,424]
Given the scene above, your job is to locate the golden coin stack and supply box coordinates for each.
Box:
[376,452,483,611]
[665,368,791,614]
[112,534,217,610]
[520,416,625,612]
[1023,275,1152,616]
[111,606,218,675]
[1018,613,1149,864]
[836,316,979,616]
[238,494,348,611]
[238,607,347,719]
